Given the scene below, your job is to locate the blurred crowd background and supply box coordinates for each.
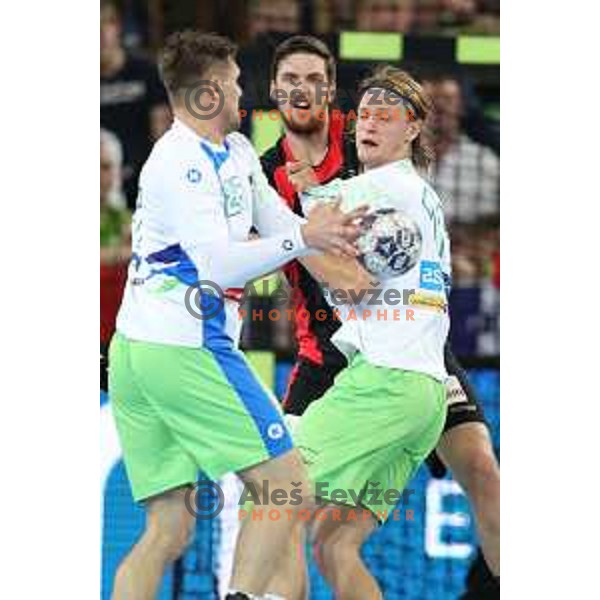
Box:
[100,0,500,362]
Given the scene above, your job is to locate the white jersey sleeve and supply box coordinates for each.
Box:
[422,182,452,292]
[228,132,308,237]
[151,146,309,289]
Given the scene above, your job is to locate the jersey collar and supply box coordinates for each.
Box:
[172,118,229,151]
[172,118,230,172]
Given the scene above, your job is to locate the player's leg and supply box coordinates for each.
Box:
[111,334,310,598]
[287,522,308,600]
[295,354,447,598]
[111,487,196,600]
[229,448,314,595]
[435,348,500,577]
[436,422,500,576]
[190,346,316,598]
[312,506,381,600]
[460,548,499,599]
[108,334,199,599]
[237,516,307,600]
[312,438,432,600]
[261,358,341,600]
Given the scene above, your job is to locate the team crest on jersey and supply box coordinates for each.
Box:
[267,423,285,440]
[223,176,244,217]
[186,167,202,184]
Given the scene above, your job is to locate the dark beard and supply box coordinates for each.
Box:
[280,109,328,135]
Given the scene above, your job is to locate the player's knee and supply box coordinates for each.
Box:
[250,473,314,510]
[147,510,196,562]
[157,521,195,562]
[243,449,315,513]
[315,536,359,581]
[285,457,316,510]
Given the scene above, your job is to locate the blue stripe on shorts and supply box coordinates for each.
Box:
[209,346,294,459]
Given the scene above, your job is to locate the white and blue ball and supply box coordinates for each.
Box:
[357,207,422,278]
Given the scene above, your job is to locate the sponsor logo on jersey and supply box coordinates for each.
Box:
[223,176,244,217]
[408,291,447,313]
[420,261,444,291]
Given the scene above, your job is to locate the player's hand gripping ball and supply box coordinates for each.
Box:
[357,208,422,278]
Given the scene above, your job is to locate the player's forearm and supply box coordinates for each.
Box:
[300,255,373,292]
[204,226,311,288]
[252,180,306,236]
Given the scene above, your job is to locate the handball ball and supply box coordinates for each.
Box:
[357,208,422,278]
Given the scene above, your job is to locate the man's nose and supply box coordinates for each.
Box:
[298,80,312,98]
[365,112,380,127]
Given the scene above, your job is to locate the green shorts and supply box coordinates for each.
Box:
[295,353,446,523]
[108,333,293,502]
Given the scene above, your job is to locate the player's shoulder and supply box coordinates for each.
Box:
[225,131,259,161]
[140,124,212,189]
[419,174,444,208]
[394,161,440,203]
[299,180,340,214]
[407,167,444,213]
[358,159,420,190]
[148,123,200,162]
[353,160,436,209]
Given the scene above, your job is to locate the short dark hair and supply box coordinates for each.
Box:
[160,31,237,98]
[271,35,336,83]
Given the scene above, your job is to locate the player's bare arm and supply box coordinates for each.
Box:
[300,199,367,258]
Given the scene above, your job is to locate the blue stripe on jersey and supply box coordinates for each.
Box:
[147,243,198,285]
[146,243,188,265]
[146,243,232,348]
[209,346,294,459]
[199,140,230,172]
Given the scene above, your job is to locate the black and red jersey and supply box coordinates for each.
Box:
[260,110,359,367]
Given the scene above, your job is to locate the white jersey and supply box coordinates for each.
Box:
[117,119,310,348]
[302,159,451,381]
